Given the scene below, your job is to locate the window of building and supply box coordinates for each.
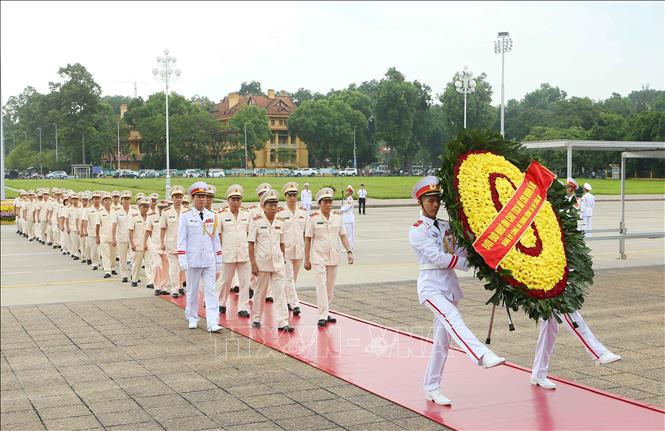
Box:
[278,133,289,147]
[271,119,275,126]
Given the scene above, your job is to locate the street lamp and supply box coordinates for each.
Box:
[454,65,476,129]
[494,32,513,137]
[244,123,249,170]
[152,49,181,198]
[51,123,58,162]
[36,127,43,175]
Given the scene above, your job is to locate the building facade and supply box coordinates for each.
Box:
[215,89,308,169]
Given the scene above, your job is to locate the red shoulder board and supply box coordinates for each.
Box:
[412,220,423,227]
[309,212,319,217]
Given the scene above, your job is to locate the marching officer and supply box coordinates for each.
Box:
[579,182,595,237]
[408,176,505,406]
[65,193,81,260]
[300,182,312,213]
[161,185,186,297]
[217,184,252,317]
[145,200,171,295]
[58,194,70,254]
[304,187,354,327]
[248,189,293,332]
[82,191,102,270]
[96,193,115,278]
[78,192,91,265]
[340,185,356,249]
[205,185,216,211]
[128,198,151,287]
[279,181,307,315]
[249,182,273,301]
[111,191,134,282]
[177,182,223,332]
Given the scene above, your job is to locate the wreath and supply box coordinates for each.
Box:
[440,129,593,322]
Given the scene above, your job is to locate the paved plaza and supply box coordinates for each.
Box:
[1,200,664,430]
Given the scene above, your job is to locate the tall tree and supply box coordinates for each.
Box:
[439,71,495,140]
[228,105,271,169]
[238,81,264,96]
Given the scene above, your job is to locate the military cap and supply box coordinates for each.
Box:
[102,193,112,200]
[255,183,271,197]
[315,187,334,203]
[170,185,185,197]
[206,184,216,196]
[583,182,592,191]
[138,197,151,206]
[135,192,145,201]
[566,178,578,190]
[149,192,159,200]
[281,181,299,195]
[260,189,279,206]
[225,184,244,199]
[111,190,121,197]
[188,181,208,196]
[411,176,441,200]
[91,191,102,198]
[70,193,80,200]
[121,190,132,199]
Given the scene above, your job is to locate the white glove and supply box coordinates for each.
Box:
[216,264,221,273]
[180,263,188,272]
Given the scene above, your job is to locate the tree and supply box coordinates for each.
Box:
[228,105,271,169]
[238,81,264,96]
[439,71,495,141]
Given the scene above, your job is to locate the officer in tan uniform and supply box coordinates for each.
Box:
[249,182,273,301]
[145,199,171,295]
[82,191,102,269]
[111,190,122,212]
[205,185,216,211]
[15,191,26,237]
[34,189,48,244]
[111,191,134,282]
[47,189,62,247]
[77,192,91,264]
[279,181,307,315]
[143,193,159,290]
[160,185,186,297]
[24,190,36,241]
[217,184,252,317]
[96,193,115,277]
[304,187,354,327]
[248,189,293,332]
[149,192,159,213]
[128,198,151,287]
[65,193,81,260]
[58,194,70,254]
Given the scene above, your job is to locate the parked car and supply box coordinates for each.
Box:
[114,169,139,179]
[20,167,44,179]
[337,167,358,177]
[293,168,318,177]
[208,168,226,178]
[46,170,68,179]
[139,169,159,179]
[183,169,202,178]
[3,169,19,179]
[368,166,390,176]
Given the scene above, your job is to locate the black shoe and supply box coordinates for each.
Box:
[47,242,52,246]
[288,304,292,311]
[238,310,250,318]
[53,245,58,249]
[87,259,92,265]
[327,316,337,323]
[219,306,226,314]
[30,238,35,242]
[122,277,128,282]
[146,284,154,289]
[159,290,170,295]
[154,290,161,296]
[293,307,301,316]
[131,282,138,287]
[92,266,98,270]
[278,325,294,332]
[73,256,80,261]
[249,288,254,299]
[318,319,327,327]
[231,286,239,293]
[116,257,119,262]
[171,292,179,298]
[103,273,111,279]
[266,297,273,303]
[111,270,118,275]
[178,288,185,296]
[252,321,261,328]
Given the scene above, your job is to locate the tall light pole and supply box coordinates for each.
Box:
[494,32,513,137]
[244,123,249,170]
[51,123,58,162]
[152,49,181,198]
[1,112,5,200]
[353,126,357,170]
[454,65,476,129]
[117,121,121,170]
[36,127,43,175]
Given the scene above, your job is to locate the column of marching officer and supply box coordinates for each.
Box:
[12,181,354,333]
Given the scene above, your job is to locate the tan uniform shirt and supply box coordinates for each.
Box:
[159,206,184,252]
[57,204,69,227]
[84,206,101,236]
[67,205,79,232]
[145,212,162,248]
[217,207,250,262]
[38,200,48,222]
[26,200,36,221]
[112,207,133,243]
[248,213,285,272]
[96,208,114,242]
[278,206,307,260]
[129,214,149,251]
[305,211,346,266]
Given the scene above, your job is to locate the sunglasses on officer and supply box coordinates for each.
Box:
[285,192,297,197]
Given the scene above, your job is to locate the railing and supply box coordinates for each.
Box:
[584,227,665,259]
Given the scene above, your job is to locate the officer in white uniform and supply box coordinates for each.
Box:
[279,182,308,315]
[300,182,312,213]
[408,176,505,406]
[340,185,356,249]
[177,182,223,332]
[579,182,595,237]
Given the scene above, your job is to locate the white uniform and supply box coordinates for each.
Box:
[340,196,355,249]
[579,192,595,237]
[300,189,312,213]
[278,206,307,310]
[217,207,252,313]
[409,215,490,392]
[177,207,222,330]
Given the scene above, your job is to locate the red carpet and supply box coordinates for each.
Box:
[163,292,665,430]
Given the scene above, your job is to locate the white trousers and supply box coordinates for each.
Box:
[143,250,154,286]
[117,242,129,278]
[166,253,181,293]
[69,231,80,257]
[422,293,490,392]
[51,224,60,246]
[253,270,289,328]
[531,311,608,380]
[80,234,89,260]
[344,222,355,249]
[45,222,53,243]
[284,258,302,308]
[185,266,219,330]
[583,216,592,237]
[100,242,112,274]
[87,236,99,266]
[132,250,145,283]
[314,264,338,321]
[218,261,251,312]
[60,228,68,252]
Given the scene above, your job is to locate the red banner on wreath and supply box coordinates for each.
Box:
[472,161,556,269]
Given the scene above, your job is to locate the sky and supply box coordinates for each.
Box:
[1,1,663,107]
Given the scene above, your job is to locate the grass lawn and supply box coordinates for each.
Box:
[5,176,664,201]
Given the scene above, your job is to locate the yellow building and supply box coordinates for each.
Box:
[215,89,309,168]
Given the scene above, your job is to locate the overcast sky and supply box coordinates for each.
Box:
[1,1,663,107]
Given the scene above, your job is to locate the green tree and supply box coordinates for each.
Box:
[439,71,495,140]
[290,88,325,106]
[238,81,264,96]
[228,105,271,169]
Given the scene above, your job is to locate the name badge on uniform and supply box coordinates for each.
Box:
[260,226,268,229]
[274,226,281,230]
[225,218,231,221]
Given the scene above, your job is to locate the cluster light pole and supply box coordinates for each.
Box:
[454,65,476,129]
[494,31,513,137]
[152,49,181,198]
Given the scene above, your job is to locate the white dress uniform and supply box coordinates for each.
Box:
[278,205,307,312]
[579,184,595,237]
[340,190,356,249]
[160,193,185,295]
[177,185,223,331]
[301,187,312,213]
[408,176,504,404]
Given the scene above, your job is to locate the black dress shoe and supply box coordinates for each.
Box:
[159,290,170,295]
[252,321,261,328]
[116,257,119,262]
[266,297,273,303]
[154,290,161,296]
[146,284,154,289]
[87,259,92,265]
[288,304,292,311]
[278,325,294,332]
[249,288,254,299]
[318,319,327,327]
[327,316,337,323]
[29,238,34,242]
[47,242,52,246]
[182,281,186,288]
[53,245,58,249]
[92,266,98,270]
[292,307,301,316]
[178,288,185,296]
[111,270,118,275]
[103,273,111,278]
[171,292,179,298]
[131,282,138,287]
[238,310,250,318]
[231,286,239,293]
[73,256,80,261]
[122,277,128,282]
[219,306,226,313]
